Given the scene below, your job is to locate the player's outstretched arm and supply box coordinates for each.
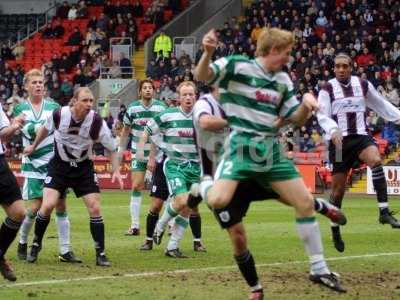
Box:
[287,93,318,127]
[194,29,218,82]
[23,125,49,156]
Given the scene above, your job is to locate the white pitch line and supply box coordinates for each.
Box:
[1,252,400,288]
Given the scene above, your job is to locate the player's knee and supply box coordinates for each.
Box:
[87,202,101,217]
[208,193,230,209]
[131,183,143,191]
[11,207,26,222]
[369,158,382,168]
[150,202,163,214]
[295,194,315,215]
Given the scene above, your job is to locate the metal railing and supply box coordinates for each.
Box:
[173,36,196,61]
[7,3,59,47]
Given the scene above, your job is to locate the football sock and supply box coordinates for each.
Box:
[146,211,159,240]
[296,216,329,275]
[19,209,36,244]
[130,191,142,228]
[313,198,328,214]
[189,213,202,241]
[371,165,389,214]
[234,250,261,289]
[155,202,178,234]
[166,215,188,251]
[56,211,70,255]
[90,216,105,254]
[32,212,50,247]
[0,217,22,259]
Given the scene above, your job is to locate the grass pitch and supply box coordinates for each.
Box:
[0,192,399,299]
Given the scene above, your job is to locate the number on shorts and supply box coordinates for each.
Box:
[222,161,233,175]
[132,160,138,169]
[169,178,182,190]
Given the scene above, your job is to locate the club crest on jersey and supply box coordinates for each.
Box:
[219,211,230,223]
[255,90,279,105]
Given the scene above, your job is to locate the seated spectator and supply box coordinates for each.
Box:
[56,1,70,19]
[96,12,110,32]
[68,4,78,20]
[87,16,98,30]
[88,40,101,56]
[117,104,126,123]
[146,59,157,78]
[49,81,63,104]
[77,0,88,19]
[53,20,65,38]
[12,42,25,60]
[60,78,73,99]
[299,133,316,152]
[109,61,121,78]
[68,46,81,65]
[382,121,398,150]
[42,23,54,39]
[58,53,73,73]
[73,68,87,87]
[119,52,132,78]
[132,0,144,17]
[66,27,83,46]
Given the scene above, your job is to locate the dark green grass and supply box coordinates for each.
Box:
[0,192,399,299]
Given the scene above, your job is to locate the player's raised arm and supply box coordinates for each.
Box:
[194,29,218,82]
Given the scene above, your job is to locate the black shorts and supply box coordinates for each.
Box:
[213,180,279,229]
[0,156,22,205]
[44,157,100,198]
[149,156,169,201]
[329,134,376,174]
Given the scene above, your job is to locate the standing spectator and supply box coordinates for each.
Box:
[154,30,172,58]
[60,78,73,99]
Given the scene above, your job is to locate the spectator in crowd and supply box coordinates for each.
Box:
[68,4,78,20]
[67,27,83,46]
[49,81,63,105]
[42,24,54,39]
[56,1,70,19]
[12,43,25,61]
[119,52,132,78]
[53,19,65,38]
[77,0,88,18]
[60,78,73,99]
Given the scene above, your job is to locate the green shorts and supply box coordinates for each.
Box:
[215,132,300,187]
[163,158,200,196]
[22,177,44,200]
[131,158,147,172]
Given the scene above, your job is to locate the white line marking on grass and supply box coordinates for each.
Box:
[2,252,400,288]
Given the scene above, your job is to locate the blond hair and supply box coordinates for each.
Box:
[256,28,295,57]
[23,68,43,85]
[176,81,197,95]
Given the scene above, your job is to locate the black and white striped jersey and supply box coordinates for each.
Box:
[45,106,117,163]
[317,75,400,139]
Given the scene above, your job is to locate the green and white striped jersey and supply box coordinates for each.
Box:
[145,106,198,162]
[13,99,60,179]
[123,99,167,159]
[209,55,299,137]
